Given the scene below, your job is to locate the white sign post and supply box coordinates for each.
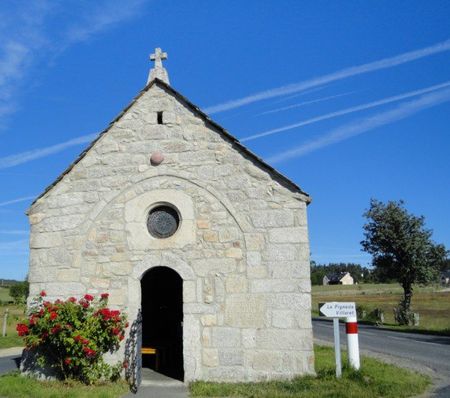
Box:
[319,302,358,377]
[332,317,341,378]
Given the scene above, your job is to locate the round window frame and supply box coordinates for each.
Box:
[146,202,181,239]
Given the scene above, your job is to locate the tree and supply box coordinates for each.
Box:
[361,199,448,324]
[9,281,29,304]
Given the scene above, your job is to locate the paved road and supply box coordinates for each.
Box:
[313,318,450,396]
[0,355,20,375]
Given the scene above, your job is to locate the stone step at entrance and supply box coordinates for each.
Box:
[141,367,185,387]
[122,368,188,398]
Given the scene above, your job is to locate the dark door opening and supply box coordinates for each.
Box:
[141,267,184,381]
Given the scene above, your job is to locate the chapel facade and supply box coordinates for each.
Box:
[27,49,314,383]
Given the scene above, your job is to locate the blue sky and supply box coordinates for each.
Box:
[1,1,449,280]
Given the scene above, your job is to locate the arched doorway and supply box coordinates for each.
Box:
[141,266,184,381]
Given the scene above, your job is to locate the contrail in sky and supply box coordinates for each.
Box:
[257,92,355,116]
[241,81,450,142]
[204,38,450,114]
[0,133,97,170]
[270,86,329,104]
[0,196,35,207]
[0,229,28,235]
[267,87,450,164]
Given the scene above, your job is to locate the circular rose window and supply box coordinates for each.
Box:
[147,205,180,238]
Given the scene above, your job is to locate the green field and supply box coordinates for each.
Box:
[0,287,25,349]
[0,286,13,303]
[312,283,450,334]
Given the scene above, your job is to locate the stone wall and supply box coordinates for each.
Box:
[28,82,314,382]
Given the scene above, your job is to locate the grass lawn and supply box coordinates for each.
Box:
[0,303,26,349]
[312,283,450,334]
[190,345,430,398]
[0,372,129,398]
[0,286,14,303]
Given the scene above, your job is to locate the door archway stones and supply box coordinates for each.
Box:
[130,253,200,381]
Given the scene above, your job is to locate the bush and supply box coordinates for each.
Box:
[9,282,29,304]
[357,305,384,325]
[394,300,419,326]
[16,291,128,384]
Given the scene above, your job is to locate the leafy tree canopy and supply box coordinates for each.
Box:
[9,281,29,304]
[361,199,448,323]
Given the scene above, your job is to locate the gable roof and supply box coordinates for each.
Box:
[29,79,311,210]
[324,272,351,282]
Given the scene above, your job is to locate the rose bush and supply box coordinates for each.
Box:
[17,291,128,384]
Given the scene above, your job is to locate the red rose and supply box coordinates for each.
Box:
[16,324,29,336]
[119,334,124,341]
[110,310,120,321]
[125,322,129,328]
[74,335,82,342]
[100,293,109,300]
[123,360,128,369]
[83,347,96,358]
[67,297,77,303]
[84,294,94,301]
[81,301,89,309]
[50,311,58,320]
[40,290,47,297]
[51,325,61,334]
[112,327,120,335]
[82,338,90,345]
[100,308,111,320]
[64,358,72,365]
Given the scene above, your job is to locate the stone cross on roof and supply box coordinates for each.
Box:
[147,47,170,85]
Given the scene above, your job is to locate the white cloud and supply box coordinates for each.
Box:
[267,87,450,164]
[0,2,51,117]
[0,0,148,120]
[0,196,36,207]
[64,0,148,45]
[242,81,450,142]
[204,38,450,114]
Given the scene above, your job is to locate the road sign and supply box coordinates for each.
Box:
[317,301,359,377]
[319,302,356,318]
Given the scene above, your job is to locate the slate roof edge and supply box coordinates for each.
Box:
[27,78,311,213]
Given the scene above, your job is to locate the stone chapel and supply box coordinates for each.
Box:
[27,48,314,383]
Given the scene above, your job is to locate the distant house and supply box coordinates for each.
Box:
[441,270,450,286]
[323,272,354,285]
